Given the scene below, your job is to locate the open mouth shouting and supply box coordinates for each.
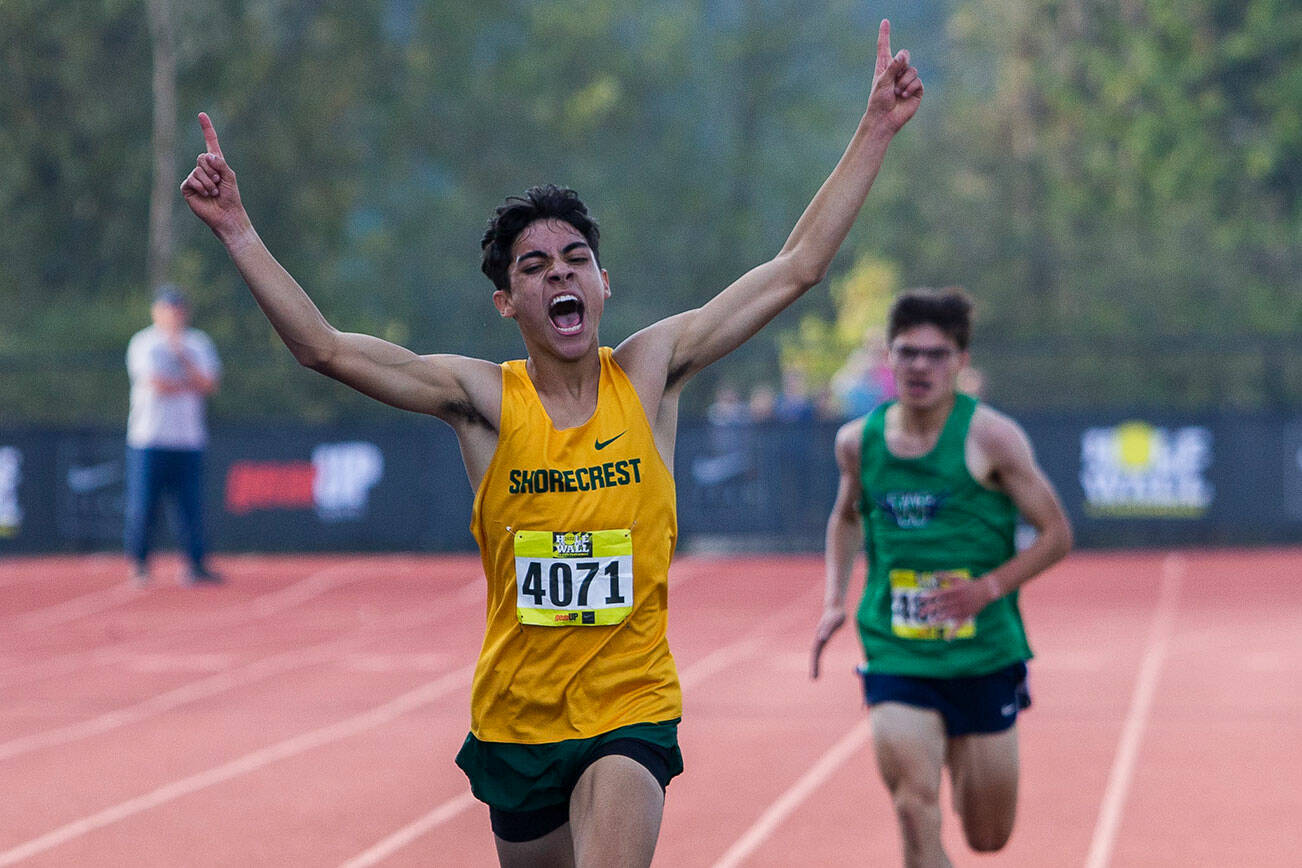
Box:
[548,293,585,335]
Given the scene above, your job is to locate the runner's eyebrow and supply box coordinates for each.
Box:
[514,242,591,267]
[893,343,954,355]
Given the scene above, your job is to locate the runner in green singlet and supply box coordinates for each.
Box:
[811,288,1073,867]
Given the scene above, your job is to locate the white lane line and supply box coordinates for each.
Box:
[0,579,480,762]
[246,559,402,620]
[675,580,822,691]
[14,582,145,631]
[0,555,119,588]
[333,635,772,863]
[679,638,763,688]
[333,584,801,863]
[668,558,713,590]
[0,557,400,686]
[711,720,871,868]
[338,791,479,868]
[0,664,477,867]
[1084,553,1185,868]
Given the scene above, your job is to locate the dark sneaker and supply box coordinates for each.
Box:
[183,566,223,586]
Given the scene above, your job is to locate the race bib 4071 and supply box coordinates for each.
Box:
[514,529,633,626]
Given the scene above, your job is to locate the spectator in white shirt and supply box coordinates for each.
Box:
[124,285,222,584]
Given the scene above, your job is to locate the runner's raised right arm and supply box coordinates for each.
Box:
[180,112,501,429]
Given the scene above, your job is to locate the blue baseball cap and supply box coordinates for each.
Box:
[153,284,189,307]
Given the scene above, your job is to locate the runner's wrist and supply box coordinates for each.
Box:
[218,217,258,251]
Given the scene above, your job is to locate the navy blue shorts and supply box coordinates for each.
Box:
[860,661,1031,737]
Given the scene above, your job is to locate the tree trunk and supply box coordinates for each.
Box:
[146,0,176,292]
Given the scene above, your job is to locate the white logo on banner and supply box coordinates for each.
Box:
[0,446,23,535]
[311,441,384,521]
[1079,421,1213,518]
[66,460,122,494]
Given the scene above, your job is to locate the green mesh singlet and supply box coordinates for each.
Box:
[856,394,1031,678]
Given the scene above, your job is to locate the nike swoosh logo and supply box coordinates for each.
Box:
[594,431,627,450]
[67,461,123,494]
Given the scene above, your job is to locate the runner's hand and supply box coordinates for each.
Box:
[865,19,923,133]
[919,573,1000,628]
[810,607,846,679]
[180,112,249,240]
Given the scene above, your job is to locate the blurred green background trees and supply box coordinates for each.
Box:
[1,0,1298,425]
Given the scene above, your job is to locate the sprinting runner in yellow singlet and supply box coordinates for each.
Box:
[182,19,922,865]
[471,347,681,743]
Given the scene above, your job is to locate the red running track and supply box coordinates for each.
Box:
[1,548,1299,866]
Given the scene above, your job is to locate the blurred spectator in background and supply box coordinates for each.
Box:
[831,327,895,418]
[748,383,777,422]
[774,368,816,423]
[694,382,753,486]
[124,285,222,585]
[707,383,751,453]
[707,382,750,428]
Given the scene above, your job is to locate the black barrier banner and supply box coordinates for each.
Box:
[0,432,59,553]
[57,431,127,548]
[1033,414,1219,548]
[0,425,476,556]
[1077,420,1214,519]
[0,442,26,542]
[1285,419,1302,523]
[222,441,384,522]
[674,420,840,551]
[209,426,474,552]
[1027,411,1302,548]
[4,414,1301,555]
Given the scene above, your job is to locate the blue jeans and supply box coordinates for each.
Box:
[123,446,207,570]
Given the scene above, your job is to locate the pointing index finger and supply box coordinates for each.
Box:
[198,112,223,158]
[875,19,891,74]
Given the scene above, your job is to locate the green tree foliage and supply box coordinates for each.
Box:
[1,0,1297,425]
[1,0,153,339]
[879,0,1302,408]
[948,0,1302,334]
[779,254,900,393]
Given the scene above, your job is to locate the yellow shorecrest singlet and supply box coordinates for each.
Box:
[469,347,682,743]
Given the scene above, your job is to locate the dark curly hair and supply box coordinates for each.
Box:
[887,287,974,350]
[480,184,601,292]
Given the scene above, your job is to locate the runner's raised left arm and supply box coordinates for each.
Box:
[621,19,922,391]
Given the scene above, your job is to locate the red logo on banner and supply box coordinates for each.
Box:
[225,461,315,514]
